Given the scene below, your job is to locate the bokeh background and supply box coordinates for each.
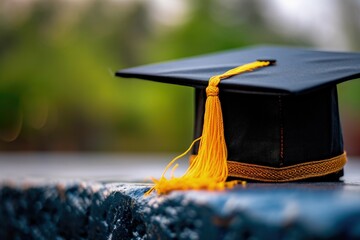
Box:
[0,0,359,155]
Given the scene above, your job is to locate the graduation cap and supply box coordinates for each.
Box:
[116,46,360,195]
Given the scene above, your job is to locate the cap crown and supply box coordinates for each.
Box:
[117,46,360,94]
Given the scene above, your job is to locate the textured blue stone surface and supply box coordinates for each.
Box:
[1,181,360,240]
[0,155,360,240]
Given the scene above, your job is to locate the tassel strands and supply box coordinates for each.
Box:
[145,60,272,196]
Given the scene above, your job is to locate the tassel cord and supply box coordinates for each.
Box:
[145,60,271,196]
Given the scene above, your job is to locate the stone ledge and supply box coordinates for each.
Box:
[1,180,360,240]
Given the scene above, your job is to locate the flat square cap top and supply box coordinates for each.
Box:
[116,46,360,95]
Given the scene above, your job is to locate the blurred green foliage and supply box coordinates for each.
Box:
[0,0,358,152]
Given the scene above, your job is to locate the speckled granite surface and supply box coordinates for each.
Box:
[0,154,360,240]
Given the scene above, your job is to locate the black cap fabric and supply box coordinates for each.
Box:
[116,46,360,95]
[116,46,357,186]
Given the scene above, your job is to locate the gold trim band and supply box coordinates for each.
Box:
[190,152,347,182]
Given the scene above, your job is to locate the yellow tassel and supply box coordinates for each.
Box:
[145,60,272,196]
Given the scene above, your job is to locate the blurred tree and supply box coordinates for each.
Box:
[0,0,195,151]
[0,0,358,154]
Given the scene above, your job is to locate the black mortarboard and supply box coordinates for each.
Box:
[116,46,360,195]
